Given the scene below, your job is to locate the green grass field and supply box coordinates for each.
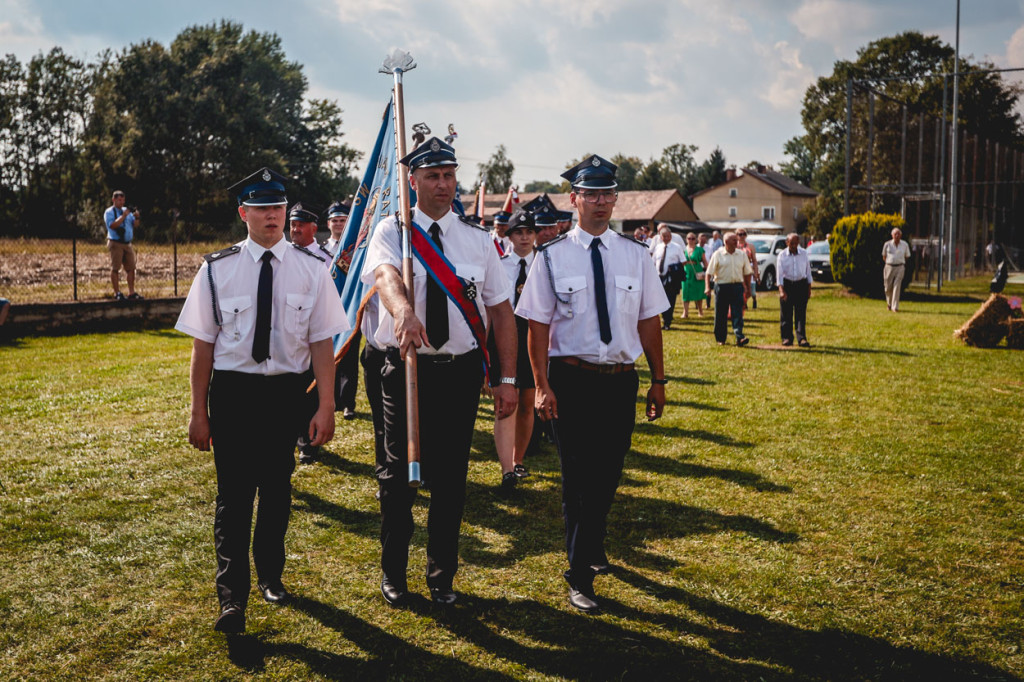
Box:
[1,277,1022,680]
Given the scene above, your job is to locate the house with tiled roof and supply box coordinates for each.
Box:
[460,189,698,233]
[691,166,818,232]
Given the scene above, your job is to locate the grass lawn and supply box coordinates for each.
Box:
[1,275,1022,680]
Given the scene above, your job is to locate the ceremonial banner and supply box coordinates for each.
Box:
[330,98,405,356]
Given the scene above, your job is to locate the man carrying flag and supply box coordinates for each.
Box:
[362,137,518,606]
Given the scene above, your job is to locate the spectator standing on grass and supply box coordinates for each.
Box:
[705,232,752,347]
[176,168,348,634]
[776,233,812,347]
[517,154,668,614]
[881,227,911,312]
[681,231,707,319]
[103,190,142,301]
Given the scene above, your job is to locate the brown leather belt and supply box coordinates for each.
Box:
[554,356,634,374]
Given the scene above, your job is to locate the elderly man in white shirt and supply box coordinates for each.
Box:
[650,225,686,329]
[881,227,912,311]
[776,233,813,347]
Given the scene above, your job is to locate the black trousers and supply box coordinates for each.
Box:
[713,282,746,343]
[661,279,679,327]
[209,370,307,608]
[378,347,484,590]
[780,278,810,343]
[334,332,361,411]
[549,360,639,589]
[360,343,386,461]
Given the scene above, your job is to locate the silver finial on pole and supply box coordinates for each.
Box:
[380,49,417,75]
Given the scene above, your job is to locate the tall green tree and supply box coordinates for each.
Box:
[791,31,1023,229]
[476,144,514,192]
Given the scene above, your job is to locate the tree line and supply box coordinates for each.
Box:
[0,21,360,241]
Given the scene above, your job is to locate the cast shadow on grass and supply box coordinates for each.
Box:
[633,393,727,411]
[634,422,755,449]
[610,567,1019,682]
[292,489,382,536]
[901,291,982,304]
[623,450,792,493]
[414,594,785,680]
[315,449,377,478]
[226,595,514,680]
[749,344,914,357]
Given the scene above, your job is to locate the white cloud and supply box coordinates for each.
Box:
[790,0,880,54]
[758,40,816,111]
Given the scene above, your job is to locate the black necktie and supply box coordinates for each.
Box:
[659,245,667,274]
[252,250,273,363]
[590,239,612,344]
[426,223,449,350]
[515,258,528,307]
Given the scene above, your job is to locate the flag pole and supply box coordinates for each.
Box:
[380,49,422,488]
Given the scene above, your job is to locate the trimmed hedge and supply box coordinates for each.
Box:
[830,212,913,298]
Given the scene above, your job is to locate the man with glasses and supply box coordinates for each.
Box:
[517,154,668,614]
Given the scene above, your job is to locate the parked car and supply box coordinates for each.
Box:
[745,234,788,290]
[807,240,832,281]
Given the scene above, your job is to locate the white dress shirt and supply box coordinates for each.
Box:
[176,236,349,375]
[776,245,813,284]
[516,225,669,365]
[361,206,512,354]
[882,240,911,265]
[650,239,684,276]
[500,249,536,293]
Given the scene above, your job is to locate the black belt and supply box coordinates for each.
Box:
[109,238,132,244]
[385,347,478,364]
[553,356,634,375]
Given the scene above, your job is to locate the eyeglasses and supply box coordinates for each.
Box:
[686,237,696,241]
[577,190,618,204]
[736,232,747,237]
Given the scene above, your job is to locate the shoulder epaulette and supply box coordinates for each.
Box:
[204,245,241,263]
[616,232,649,248]
[458,214,489,232]
[291,243,327,262]
[536,233,568,251]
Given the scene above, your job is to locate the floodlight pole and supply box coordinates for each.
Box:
[948,0,961,282]
[380,49,422,488]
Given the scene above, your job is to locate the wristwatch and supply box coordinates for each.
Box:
[499,377,516,386]
[651,378,668,385]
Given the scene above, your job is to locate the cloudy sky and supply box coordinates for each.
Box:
[2,0,1022,187]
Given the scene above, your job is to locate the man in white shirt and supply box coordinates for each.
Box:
[650,225,685,330]
[323,202,349,260]
[705,232,752,346]
[881,228,912,311]
[776,233,812,347]
[176,168,348,634]
[363,137,518,607]
[517,154,668,614]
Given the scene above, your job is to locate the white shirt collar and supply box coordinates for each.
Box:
[574,225,610,250]
[413,206,455,235]
[245,235,288,263]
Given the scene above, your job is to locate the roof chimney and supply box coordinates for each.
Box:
[756,164,766,174]
[725,168,736,182]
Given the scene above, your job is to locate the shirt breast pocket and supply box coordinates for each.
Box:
[554,276,588,318]
[285,293,315,337]
[219,295,253,342]
[615,275,641,315]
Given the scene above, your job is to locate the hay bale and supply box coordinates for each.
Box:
[953,294,1012,347]
[1006,318,1024,350]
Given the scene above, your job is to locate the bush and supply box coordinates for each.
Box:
[830,212,913,298]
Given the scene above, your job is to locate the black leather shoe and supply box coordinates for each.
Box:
[499,471,517,495]
[737,336,749,347]
[298,444,319,464]
[430,587,457,605]
[798,339,811,348]
[258,581,290,604]
[591,563,611,575]
[568,586,600,614]
[781,338,793,346]
[513,464,529,479]
[381,577,408,606]
[343,407,356,420]
[214,603,246,633]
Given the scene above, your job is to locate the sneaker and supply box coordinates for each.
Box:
[499,471,517,494]
[127,292,144,300]
[513,464,529,479]
[114,292,126,301]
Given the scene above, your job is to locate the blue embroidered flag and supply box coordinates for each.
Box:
[330,98,403,355]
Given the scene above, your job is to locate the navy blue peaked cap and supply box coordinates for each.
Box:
[289,202,320,224]
[229,167,288,206]
[400,136,458,170]
[326,201,350,218]
[506,209,536,233]
[561,154,618,189]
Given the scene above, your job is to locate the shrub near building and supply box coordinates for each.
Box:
[830,212,912,298]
